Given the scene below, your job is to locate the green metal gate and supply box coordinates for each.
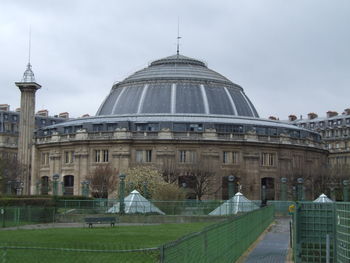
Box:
[293,202,350,262]
[293,202,336,262]
[336,203,350,262]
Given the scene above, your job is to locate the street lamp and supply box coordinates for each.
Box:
[228,175,235,199]
[82,180,90,197]
[15,180,24,196]
[343,180,349,202]
[52,174,60,196]
[297,178,304,201]
[118,174,126,214]
[280,177,287,201]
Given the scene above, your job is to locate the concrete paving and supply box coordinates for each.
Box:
[244,217,291,263]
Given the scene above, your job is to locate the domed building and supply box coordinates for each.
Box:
[32,54,327,200]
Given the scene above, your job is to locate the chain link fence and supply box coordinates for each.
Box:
[0,206,55,227]
[0,206,274,262]
[160,205,274,263]
[0,243,159,263]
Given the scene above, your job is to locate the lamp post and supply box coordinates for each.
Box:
[118,174,126,214]
[297,178,304,201]
[15,180,24,196]
[343,180,349,202]
[261,185,267,207]
[82,180,90,197]
[228,175,235,199]
[52,174,60,196]
[280,177,287,201]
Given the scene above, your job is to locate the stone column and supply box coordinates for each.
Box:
[15,64,41,195]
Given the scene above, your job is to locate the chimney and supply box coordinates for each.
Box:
[268,116,277,120]
[0,104,10,111]
[82,114,90,118]
[59,112,69,119]
[344,108,350,115]
[288,115,297,122]
[307,112,318,120]
[36,109,48,117]
[327,111,338,118]
[15,108,21,112]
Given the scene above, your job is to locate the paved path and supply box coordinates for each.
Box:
[244,217,291,263]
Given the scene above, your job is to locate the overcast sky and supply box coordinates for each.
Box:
[1,0,349,120]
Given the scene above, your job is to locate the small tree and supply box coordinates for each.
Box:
[87,164,118,198]
[124,165,185,200]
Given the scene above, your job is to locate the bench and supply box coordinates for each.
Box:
[84,217,117,228]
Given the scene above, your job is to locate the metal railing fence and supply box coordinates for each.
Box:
[57,199,262,216]
[0,206,56,228]
[0,243,159,263]
[160,205,274,263]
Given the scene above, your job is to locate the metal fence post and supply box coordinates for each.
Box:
[159,245,164,263]
[326,234,330,263]
[2,246,7,263]
[343,180,349,201]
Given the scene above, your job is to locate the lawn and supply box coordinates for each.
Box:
[0,222,212,263]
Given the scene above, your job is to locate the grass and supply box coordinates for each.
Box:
[0,222,212,263]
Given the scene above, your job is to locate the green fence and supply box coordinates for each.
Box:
[336,203,350,263]
[0,243,159,263]
[0,206,274,262]
[160,205,274,263]
[292,202,350,263]
[57,199,262,216]
[0,206,55,228]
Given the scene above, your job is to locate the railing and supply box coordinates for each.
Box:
[35,130,324,149]
[57,199,263,216]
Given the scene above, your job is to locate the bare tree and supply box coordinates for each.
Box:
[87,164,118,198]
[160,158,181,184]
[0,153,24,194]
[181,158,216,200]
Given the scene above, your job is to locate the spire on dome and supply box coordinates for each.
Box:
[21,63,36,82]
[20,28,36,83]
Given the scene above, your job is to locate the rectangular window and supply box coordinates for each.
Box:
[135,150,152,163]
[261,153,276,167]
[41,153,50,165]
[223,151,229,164]
[64,151,74,164]
[179,150,196,163]
[223,151,239,164]
[93,124,103,132]
[103,150,109,162]
[94,149,108,163]
[232,152,239,164]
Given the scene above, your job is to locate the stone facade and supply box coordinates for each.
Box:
[289,109,350,167]
[32,128,327,200]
